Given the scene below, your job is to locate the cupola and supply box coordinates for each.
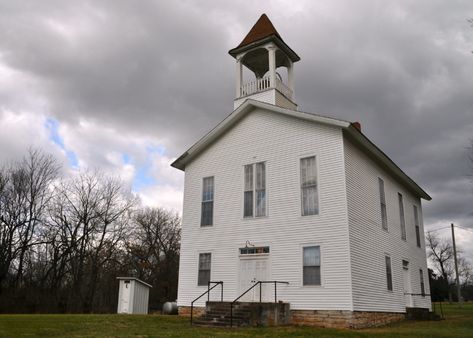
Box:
[229,14,300,110]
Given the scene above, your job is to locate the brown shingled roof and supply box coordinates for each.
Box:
[237,14,282,48]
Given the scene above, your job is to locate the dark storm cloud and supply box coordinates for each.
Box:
[0,1,472,231]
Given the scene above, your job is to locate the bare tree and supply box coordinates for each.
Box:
[0,149,59,291]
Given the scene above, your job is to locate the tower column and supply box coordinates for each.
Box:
[288,59,295,100]
[267,45,277,88]
[235,56,243,98]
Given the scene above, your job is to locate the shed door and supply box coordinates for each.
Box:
[239,258,269,302]
[402,261,413,307]
[120,280,131,313]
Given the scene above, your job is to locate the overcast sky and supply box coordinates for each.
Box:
[1,0,472,257]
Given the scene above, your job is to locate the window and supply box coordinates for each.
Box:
[201,177,214,226]
[198,253,211,286]
[244,162,266,217]
[379,178,387,230]
[385,255,393,291]
[303,246,321,285]
[239,246,270,255]
[419,269,425,297]
[414,206,421,248]
[300,156,318,216]
[398,193,406,240]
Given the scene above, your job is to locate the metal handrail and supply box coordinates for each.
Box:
[230,280,289,327]
[190,281,223,325]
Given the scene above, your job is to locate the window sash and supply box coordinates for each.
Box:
[244,162,266,218]
[301,157,318,216]
[414,206,421,247]
[379,178,387,229]
[398,193,406,240]
[198,253,211,286]
[419,269,425,296]
[201,177,214,226]
[385,256,393,291]
[303,246,321,286]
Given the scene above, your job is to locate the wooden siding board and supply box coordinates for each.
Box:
[344,137,431,312]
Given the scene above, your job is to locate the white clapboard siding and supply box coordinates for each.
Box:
[178,107,353,310]
[343,136,431,312]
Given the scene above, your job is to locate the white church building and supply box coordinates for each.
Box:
[172,14,432,328]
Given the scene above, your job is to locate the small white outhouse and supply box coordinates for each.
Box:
[117,277,152,314]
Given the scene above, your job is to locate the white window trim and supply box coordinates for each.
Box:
[197,251,213,287]
[384,254,393,293]
[300,243,323,288]
[200,176,215,227]
[298,154,320,217]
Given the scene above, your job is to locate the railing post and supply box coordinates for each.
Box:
[190,304,193,325]
[259,282,262,303]
[274,281,277,303]
[207,282,210,302]
[221,283,223,302]
[230,303,233,327]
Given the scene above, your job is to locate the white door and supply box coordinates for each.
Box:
[402,261,413,307]
[120,281,131,313]
[239,258,269,302]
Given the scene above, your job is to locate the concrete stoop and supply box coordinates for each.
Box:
[193,301,290,327]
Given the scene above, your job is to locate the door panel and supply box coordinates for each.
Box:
[403,262,413,307]
[239,258,269,302]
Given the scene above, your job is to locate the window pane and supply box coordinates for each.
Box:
[303,246,320,266]
[255,190,266,217]
[399,193,406,240]
[419,269,425,296]
[201,201,213,226]
[244,165,253,191]
[202,177,214,201]
[379,178,387,229]
[301,157,317,186]
[302,186,318,215]
[244,191,253,217]
[198,253,211,286]
[303,266,321,285]
[385,256,393,291]
[256,162,265,190]
[301,157,318,216]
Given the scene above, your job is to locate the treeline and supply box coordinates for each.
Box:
[0,149,180,313]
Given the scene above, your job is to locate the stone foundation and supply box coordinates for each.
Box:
[290,309,405,329]
[178,306,205,317]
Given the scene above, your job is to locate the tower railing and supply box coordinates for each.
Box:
[239,77,293,100]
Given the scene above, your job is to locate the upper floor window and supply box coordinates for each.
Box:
[398,193,406,240]
[414,205,421,248]
[385,255,393,291]
[300,156,318,216]
[201,177,214,226]
[303,246,321,285]
[198,253,211,286]
[379,178,387,230]
[244,162,266,217]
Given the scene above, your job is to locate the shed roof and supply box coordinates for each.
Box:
[171,100,431,201]
[116,277,152,288]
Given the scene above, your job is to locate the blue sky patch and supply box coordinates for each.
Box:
[45,117,79,168]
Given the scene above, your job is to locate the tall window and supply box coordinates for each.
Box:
[398,193,406,240]
[244,162,266,218]
[414,205,421,247]
[379,178,387,230]
[303,246,321,285]
[201,177,214,226]
[198,253,211,286]
[419,269,425,297]
[300,156,318,216]
[385,255,393,291]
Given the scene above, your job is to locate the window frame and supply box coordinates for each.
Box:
[398,193,406,240]
[302,245,322,286]
[197,252,212,286]
[201,176,214,227]
[385,255,393,291]
[419,269,425,297]
[379,178,388,230]
[414,205,421,248]
[300,156,319,216]
[243,161,266,218]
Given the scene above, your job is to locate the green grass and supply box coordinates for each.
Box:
[0,303,471,338]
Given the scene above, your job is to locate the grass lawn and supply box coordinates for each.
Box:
[0,303,472,338]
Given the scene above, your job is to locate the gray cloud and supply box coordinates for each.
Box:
[0,1,472,235]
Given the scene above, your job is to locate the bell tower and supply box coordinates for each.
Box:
[229,14,300,110]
